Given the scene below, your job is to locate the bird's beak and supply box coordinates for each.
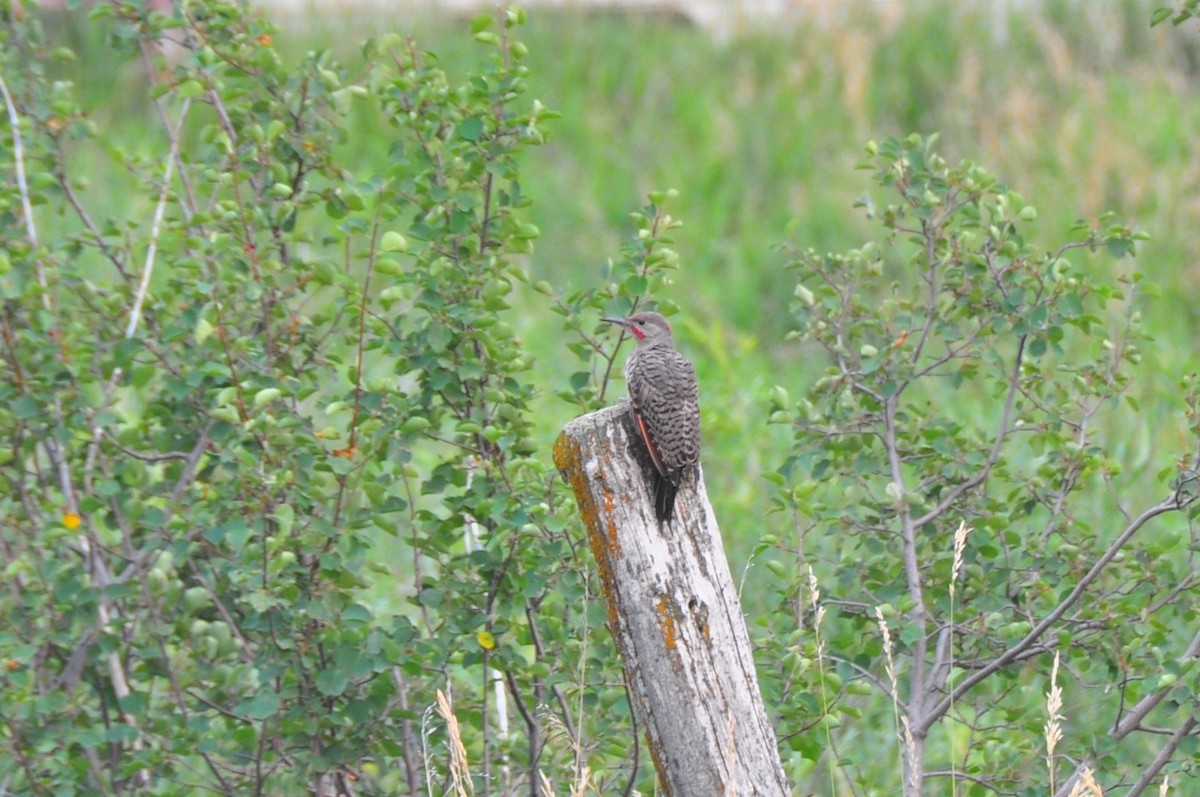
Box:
[600,316,629,328]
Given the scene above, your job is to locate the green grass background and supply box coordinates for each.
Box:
[30,1,1200,786]
[45,0,1200,532]
[409,0,1200,571]
[40,0,1200,594]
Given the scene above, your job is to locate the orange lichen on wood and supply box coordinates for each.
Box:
[656,595,677,650]
[554,430,621,631]
[602,492,621,551]
[557,407,789,795]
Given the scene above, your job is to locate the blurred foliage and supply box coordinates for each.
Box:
[0,2,662,793]
[313,0,1200,587]
[762,133,1198,793]
[1154,0,1200,26]
[4,0,1200,794]
[23,0,1200,570]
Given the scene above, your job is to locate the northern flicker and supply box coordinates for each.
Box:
[601,312,701,522]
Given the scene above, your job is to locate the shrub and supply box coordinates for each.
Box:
[765,134,1194,794]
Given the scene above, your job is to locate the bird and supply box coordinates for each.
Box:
[601,311,701,522]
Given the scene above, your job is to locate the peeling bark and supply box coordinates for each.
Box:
[554,404,789,797]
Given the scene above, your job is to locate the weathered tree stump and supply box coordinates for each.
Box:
[553,403,789,796]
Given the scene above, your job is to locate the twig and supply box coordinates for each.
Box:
[912,337,1025,529]
[1124,716,1198,797]
[3,68,150,787]
[620,674,640,797]
[138,38,201,218]
[920,495,1186,734]
[1113,626,1200,739]
[126,96,191,341]
[55,148,131,281]
[523,601,578,746]
[0,74,44,299]
[390,668,424,793]
[346,216,379,454]
[881,391,929,790]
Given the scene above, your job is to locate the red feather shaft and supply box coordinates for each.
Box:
[633,410,668,477]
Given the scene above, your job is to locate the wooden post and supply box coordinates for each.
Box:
[553,404,789,796]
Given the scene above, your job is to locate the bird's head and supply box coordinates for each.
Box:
[601,312,674,345]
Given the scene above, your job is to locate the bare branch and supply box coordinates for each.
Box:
[1123,716,1198,797]
[912,335,1026,530]
[0,74,43,278]
[920,494,1187,734]
[905,217,945,368]
[126,96,191,342]
[1113,627,1200,740]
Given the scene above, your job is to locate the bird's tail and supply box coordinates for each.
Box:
[654,472,680,523]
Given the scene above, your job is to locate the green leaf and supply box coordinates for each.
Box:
[1106,238,1134,258]
[11,395,39,419]
[469,12,493,33]
[402,416,431,433]
[316,667,349,696]
[106,724,140,743]
[624,276,648,296]
[380,230,409,252]
[458,116,485,142]
[177,80,206,99]
[254,387,282,407]
[417,588,444,608]
[237,691,281,720]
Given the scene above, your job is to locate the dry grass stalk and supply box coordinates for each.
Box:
[948,521,972,794]
[807,566,835,796]
[534,758,590,796]
[436,689,475,797]
[574,572,592,788]
[1159,775,1169,796]
[540,706,590,794]
[420,702,437,797]
[1045,652,1064,793]
[542,710,575,751]
[950,521,972,598]
[806,567,824,623]
[900,715,918,795]
[875,607,908,787]
[1065,766,1103,797]
[570,766,592,797]
[875,607,899,703]
[807,566,826,657]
